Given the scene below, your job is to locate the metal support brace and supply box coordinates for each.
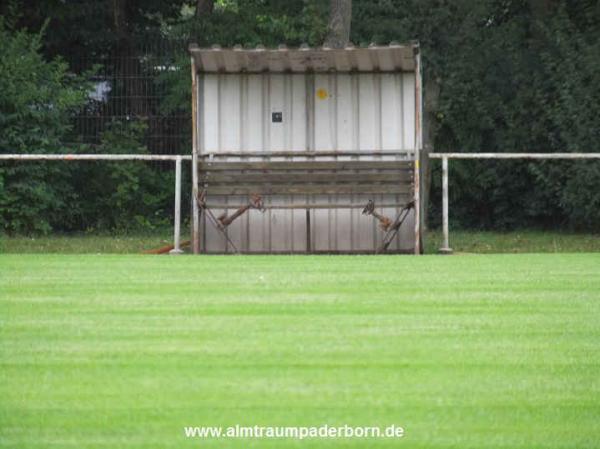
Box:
[362,200,393,231]
[195,190,240,253]
[217,194,265,228]
[377,201,415,254]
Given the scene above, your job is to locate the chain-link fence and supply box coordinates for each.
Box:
[70,37,190,155]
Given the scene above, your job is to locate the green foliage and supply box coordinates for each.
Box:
[72,121,174,233]
[0,17,89,234]
[401,0,600,230]
[178,0,328,48]
[2,1,600,233]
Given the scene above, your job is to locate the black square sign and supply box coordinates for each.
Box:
[272,112,283,123]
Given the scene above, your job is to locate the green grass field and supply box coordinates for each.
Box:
[2,230,600,254]
[1,254,599,448]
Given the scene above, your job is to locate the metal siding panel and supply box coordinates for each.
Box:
[314,74,335,151]
[284,76,293,150]
[269,74,285,150]
[290,75,306,151]
[227,196,247,251]
[198,71,417,253]
[220,76,241,151]
[400,209,416,251]
[312,195,329,251]
[197,73,204,153]
[203,75,220,152]
[377,47,396,71]
[239,76,247,156]
[329,205,336,251]
[402,73,416,150]
[262,76,271,151]
[306,74,315,151]
[381,74,402,150]
[355,48,374,71]
[245,75,264,151]
[292,202,307,252]
[204,205,226,252]
[191,45,417,73]
[200,52,219,72]
[336,74,353,151]
[353,194,374,250]
[374,75,382,151]
[270,201,291,252]
[336,198,352,251]
[248,206,266,252]
[358,74,377,151]
[223,51,241,72]
[383,195,400,251]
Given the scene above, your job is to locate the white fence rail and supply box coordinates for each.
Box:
[4,152,600,255]
[429,153,600,253]
[0,154,191,254]
[0,154,191,161]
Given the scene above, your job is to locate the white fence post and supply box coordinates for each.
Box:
[170,156,183,255]
[439,156,453,254]
[427,151,600,254]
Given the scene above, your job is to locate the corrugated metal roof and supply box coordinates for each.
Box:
[189,43,418,73]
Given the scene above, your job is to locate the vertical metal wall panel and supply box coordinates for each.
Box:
[248,206,266,252]
[402,74,416,150]
[199,72,416,253]
[203,75,220,152]
[291,197,307,251]
[358,74,377,151]
[246,75,264,151]
[227,195,245,251]
[336,74,354,151]
[314,74,335,150]
[269,75,286,150]
[290,76,307,151]
[220,76,241,151]
[381,74,402,150]
[336,207,352,251]
[311,195,329,252]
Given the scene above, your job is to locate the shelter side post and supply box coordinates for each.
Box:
[413,45,422,255]
[414,159,420,255]
[191,58,200,254]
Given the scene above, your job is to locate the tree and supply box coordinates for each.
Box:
[324,0,352,47]
[3,0,598,233]
[0,18,89,233]
[196,0,214,17]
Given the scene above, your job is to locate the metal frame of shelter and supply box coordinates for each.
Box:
[188,43,424,255]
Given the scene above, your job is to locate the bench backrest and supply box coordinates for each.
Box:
[198,160,414,195]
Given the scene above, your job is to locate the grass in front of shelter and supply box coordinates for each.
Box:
[1,254,599,448]
[2,230,600,254]
[0,231,173,254]
[425,229,600,253]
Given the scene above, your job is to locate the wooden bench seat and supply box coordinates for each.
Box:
[198,160,414,196]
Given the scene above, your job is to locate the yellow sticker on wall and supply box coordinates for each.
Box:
[316,88,329,100]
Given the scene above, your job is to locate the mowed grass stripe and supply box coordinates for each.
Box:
[1,254,599,449]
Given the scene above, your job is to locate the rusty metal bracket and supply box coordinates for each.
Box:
[217,194,265,229]
[195,190,240,253]
[362,200,393,231]
[377,200,415,254]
